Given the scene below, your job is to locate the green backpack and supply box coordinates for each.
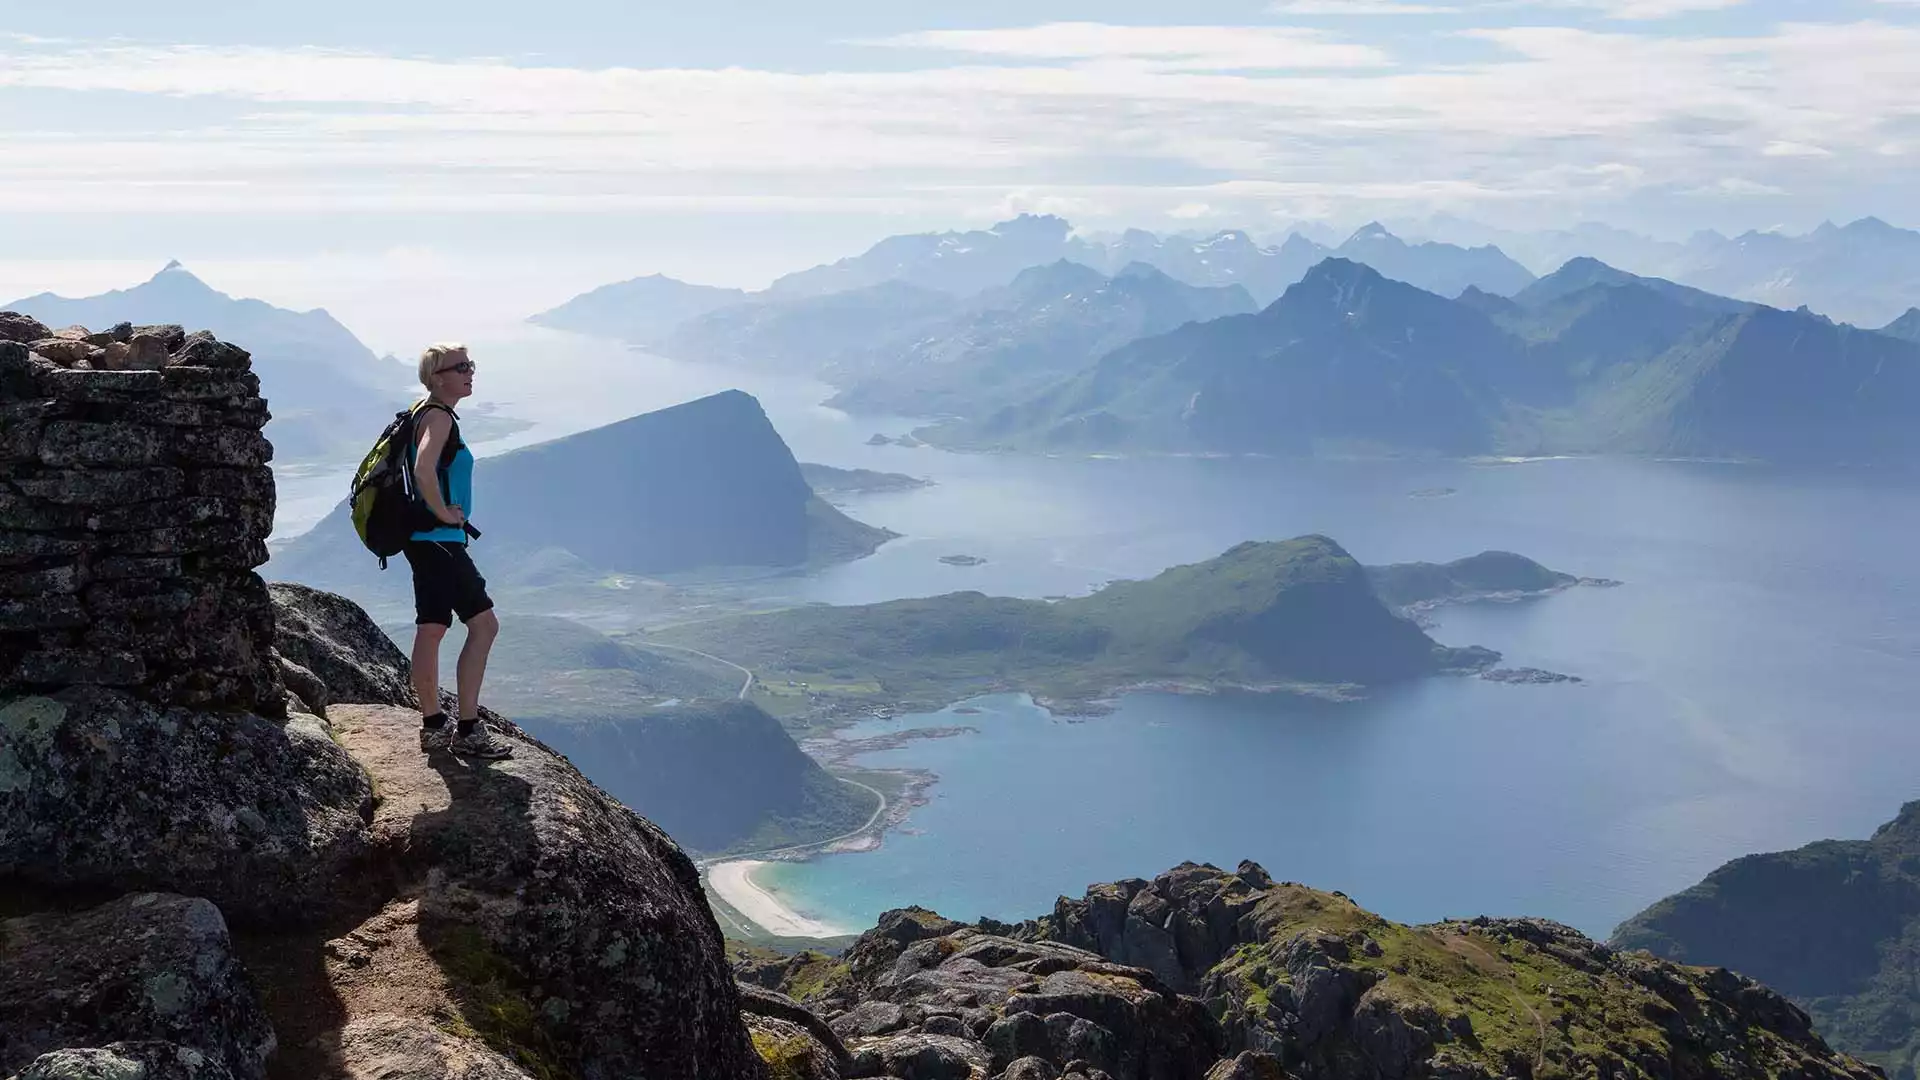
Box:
[349,400,462,567]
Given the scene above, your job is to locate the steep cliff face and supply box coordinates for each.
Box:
[268,388,894,603]
[472,389,889,572]
[517,699,876,855]
[0,327,767,1080]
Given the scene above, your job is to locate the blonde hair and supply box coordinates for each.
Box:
[418,343,469,388]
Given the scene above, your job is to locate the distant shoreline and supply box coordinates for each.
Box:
[705,859,848,938]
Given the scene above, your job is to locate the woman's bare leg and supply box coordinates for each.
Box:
[456,609,500,722]
[412,623,449,717]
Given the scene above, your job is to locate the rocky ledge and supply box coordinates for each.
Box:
[0,582,764,1080]
[737,861,1883,1080]
[1,331,766,1079]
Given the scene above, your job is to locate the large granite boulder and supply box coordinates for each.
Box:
[0,687,373,923]
[0,311,51,345]
[1020,861,1269,995]
[321,1017,535,1080]
[6,1043,238,1080]
[744,1014,846,1080]
[267,581,413,709]
[0,894,274,1080]
[845,1032,989,1079]
[1203,1052,1289,1080]
[776,909,1220,1080]
[5,1037,238,1076]
[328,704,764,1080]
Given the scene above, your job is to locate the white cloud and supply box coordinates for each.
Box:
[865,23,1392,69]
[1268,1,1464,14]
[0,20,1915,230]
[1271,0,1745,18]
[1534,0,1749,18]
[1692,177,1789,196]
[1763,141,1833,157]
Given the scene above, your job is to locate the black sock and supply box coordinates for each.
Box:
[456,716,478,736]
[421,712,446,730]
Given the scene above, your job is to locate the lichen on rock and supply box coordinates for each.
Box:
[0,894,274,1079]
[0,687,373,923]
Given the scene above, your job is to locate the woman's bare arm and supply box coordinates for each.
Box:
[412,409,463,526]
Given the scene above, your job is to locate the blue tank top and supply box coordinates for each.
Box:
[408,406,474,544]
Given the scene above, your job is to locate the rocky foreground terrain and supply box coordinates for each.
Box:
[735,863,1889,1080]
[0,314,1892,1080]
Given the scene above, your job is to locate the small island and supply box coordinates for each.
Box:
[799,462,933,496]
[655,535,1507,717]
[1482,667,1582,685]
[938,554,987,566]
[1367,550,1618,616]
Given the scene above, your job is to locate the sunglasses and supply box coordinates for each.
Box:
[436,360,477,375]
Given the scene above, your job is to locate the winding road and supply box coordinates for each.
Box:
[634,640,892,869]
[697,775,888,870]
[635,640,755,700]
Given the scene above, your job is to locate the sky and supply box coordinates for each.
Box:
[2,0,1917,346]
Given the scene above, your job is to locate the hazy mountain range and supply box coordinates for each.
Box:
[529,214,1540,347]
[536,213,1920,352]
[822,260,1257,417]
[5,262,408,462]
[528,272,749,344]
[926,256,1920,464]
[659,259,1259,418]
[1413,215,1920,328]
[529,213,1920,467]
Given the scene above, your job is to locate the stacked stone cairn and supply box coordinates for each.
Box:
[0,310,284,713]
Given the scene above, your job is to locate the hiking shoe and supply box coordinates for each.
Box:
[450,722,514,759]
[418,724,451,752]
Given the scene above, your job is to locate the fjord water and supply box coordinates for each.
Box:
[274,334,1920,938]
[759,454,1920,939]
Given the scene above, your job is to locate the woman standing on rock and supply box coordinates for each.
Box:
[405,343,510,759]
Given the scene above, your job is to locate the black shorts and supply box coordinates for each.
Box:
[402,541,494,627]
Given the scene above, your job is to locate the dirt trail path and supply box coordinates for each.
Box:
[1437,928,1549,1075]
[235,706,533,1080]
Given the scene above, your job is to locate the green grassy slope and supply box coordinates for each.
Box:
[1613,802,1920,1079]
[655,535,1494,714]
[1367,552,1577,611]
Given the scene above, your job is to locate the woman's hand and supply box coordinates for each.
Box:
[439,505,466,527]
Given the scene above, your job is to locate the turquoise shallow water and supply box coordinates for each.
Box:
[751,456,1920,940]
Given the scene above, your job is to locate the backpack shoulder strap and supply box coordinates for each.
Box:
[410,400,463,467]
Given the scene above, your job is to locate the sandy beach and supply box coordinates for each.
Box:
[706,860,845,938]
